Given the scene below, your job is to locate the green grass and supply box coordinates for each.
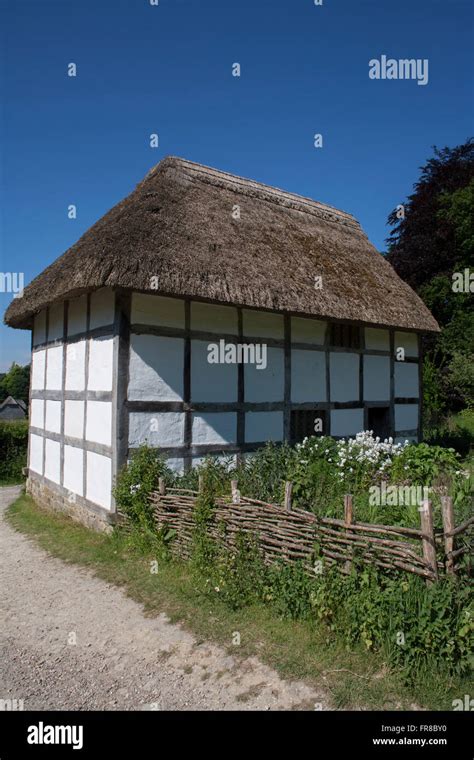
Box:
[6,491,472,711]
[425,408,474,458]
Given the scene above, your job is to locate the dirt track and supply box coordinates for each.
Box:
[0,486,328,711]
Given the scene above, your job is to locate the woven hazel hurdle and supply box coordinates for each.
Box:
[150,478,473,584]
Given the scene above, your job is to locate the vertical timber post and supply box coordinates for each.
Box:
[231,479,240,504]
[420,499,438,584]
[284,481,293,511]
[344,494,354,573]
[441,495,455,576]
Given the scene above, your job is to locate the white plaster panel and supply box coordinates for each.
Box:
[31,349,46,390]
[291,317,326,345]
[131,293,185,328]
[48,302,64,341]
[365,328,390,351]
[44,438,60,484]
[88,336,114,392]
[166,457,184,474]
[244,346,284,402]
[395,404,419,432]
[89,288,115,330]
[191,340,237,402]
[86,451,112,510]
[86,401,112,446]
[63,445,84,496]
[45,400,61,434]
[64,400,85,439]
[291,349,327,402]
[242,310,284,339]
[245,412,283,443]
[46,345,63,390]
[29,434,44,474]
[30,399,44,429]
[330,352,359,402]
[129,412,185,448]
[330,408,364,437]
[394,331,419,358]
[191,302,238,335]
[394,362,419,397]
[65,340,86,391]
[67,295,88,336]
[129,334,184,401]
[363,356,390,401]
[33,310,47,346]
[192,413,237,445]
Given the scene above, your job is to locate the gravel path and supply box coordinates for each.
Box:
[0,486,328,711]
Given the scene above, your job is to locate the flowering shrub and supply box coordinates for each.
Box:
[333,431,406,486]
[290,432,407,514]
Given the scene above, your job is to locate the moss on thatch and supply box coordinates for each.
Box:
[4,156,439,332]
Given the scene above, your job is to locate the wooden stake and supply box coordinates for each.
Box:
[344,494,353,526]
[158,477,166,496]
[441,496,455,576]
[344,494,354,573]
[284,481,293,511]
[198,475,204,493]
[419,499,438,583]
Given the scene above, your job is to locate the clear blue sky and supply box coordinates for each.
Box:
[1,0,472,371]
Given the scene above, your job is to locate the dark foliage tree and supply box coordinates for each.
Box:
[386,140,474,428]
[386,139,474,290]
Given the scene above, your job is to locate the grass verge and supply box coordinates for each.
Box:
[6,491,472,711]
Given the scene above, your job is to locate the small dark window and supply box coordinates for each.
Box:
[367,406,391,440]
[290,409,327,443]
[329,323,361,349]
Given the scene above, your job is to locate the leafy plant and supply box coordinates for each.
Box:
[113,446,172,529]
[0,419,28,482]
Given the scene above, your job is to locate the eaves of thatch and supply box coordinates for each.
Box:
[4,156,439,333]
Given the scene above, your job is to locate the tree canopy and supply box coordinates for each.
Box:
[386,139,474,423]
[0,363,30,404]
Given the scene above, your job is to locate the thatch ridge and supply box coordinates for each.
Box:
[4,156,439,332]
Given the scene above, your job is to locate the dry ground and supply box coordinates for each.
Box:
[0,486,328,711]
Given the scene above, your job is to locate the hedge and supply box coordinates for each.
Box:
[0,420,28,482]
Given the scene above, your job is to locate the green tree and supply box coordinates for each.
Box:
[386,139,474,289]
[386,141,474,425]
[0,363,30,403]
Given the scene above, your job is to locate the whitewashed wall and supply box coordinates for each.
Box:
[29,290,422,516]
[127,293,421,470]
[29,290,115,513]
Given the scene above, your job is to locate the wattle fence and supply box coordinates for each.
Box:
[150,479,473,584]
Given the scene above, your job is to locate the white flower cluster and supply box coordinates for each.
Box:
[296,430,408,481]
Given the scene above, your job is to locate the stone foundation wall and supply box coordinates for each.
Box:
[26,474,115,534]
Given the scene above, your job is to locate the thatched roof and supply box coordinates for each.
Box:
[4,156,439,332]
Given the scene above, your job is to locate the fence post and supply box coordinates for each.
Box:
[158,477,166,496]
[284,481,293,510]
[198,475,204,493]
[441,495,455,576]
[231,479,240,504]
[419,499,438,583]
[344,494,353,526]
[344,494,353,573]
